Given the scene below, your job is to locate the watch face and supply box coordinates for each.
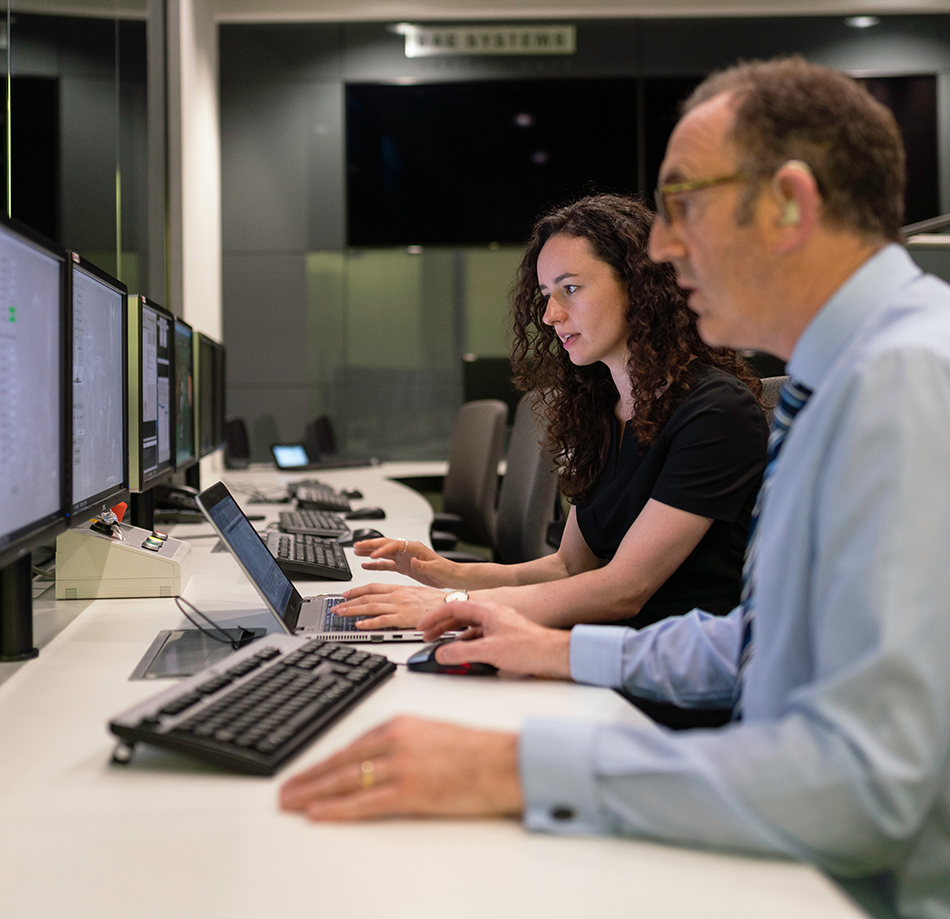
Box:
[444,590,469,603]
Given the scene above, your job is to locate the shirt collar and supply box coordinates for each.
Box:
[786,243,922,392]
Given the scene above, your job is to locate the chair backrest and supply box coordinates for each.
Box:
[305,415,337,458]
[442,399,508,546]
[760,374,789,426]
[223,417,250,469]
[494,391,561,564]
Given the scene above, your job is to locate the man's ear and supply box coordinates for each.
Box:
[772,160,817,250]
[780,200,800,226]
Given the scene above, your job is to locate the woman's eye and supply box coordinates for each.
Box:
[564,284,578,294]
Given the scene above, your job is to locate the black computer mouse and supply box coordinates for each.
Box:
[406,639,498,676]
[336,527,385,547]
[345,506,386,520]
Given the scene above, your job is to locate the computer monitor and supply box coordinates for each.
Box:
[196,332,226,458]
[212,339,226,453]
[128,294,175,493]
[173,317,197,470]
[0,217,68,660]
[461,354,520,425]
[67,253,130,525]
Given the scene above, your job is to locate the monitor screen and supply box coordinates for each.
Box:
[212,339,226,453]
[346,79,640,246]
[128,295,174,492]
[461,355,519,425]
[68,254,129,523]
[174,317,196,469]
[197,332,225,458]
[0,218,68,568]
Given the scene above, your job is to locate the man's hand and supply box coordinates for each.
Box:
[419,600,573,680]
[279,716,523,821]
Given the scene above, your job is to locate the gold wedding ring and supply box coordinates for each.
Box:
[360,759,376,787]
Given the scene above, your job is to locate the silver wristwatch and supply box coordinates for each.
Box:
[443,589,470,603]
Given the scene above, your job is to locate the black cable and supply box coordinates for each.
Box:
[174,596,257,651]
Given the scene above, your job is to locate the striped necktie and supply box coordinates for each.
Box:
[733,378,813,719]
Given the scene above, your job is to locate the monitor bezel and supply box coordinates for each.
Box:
[173,316,198,472]
[212,338,227,454]
[128,294,176,493]
[0,217,69,570]
[65,252,131,526]
[196,331,226,459]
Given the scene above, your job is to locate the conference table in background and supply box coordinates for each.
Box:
[0,461,869,919]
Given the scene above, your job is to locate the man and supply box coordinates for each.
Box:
[280,57,950,919]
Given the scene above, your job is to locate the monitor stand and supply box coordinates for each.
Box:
[130,490,155,531]
[0,556,39,661]
[184,465,201,491]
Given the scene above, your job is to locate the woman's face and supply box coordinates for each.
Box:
[537,233,629,372]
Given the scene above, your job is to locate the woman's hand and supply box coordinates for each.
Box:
[419,600,573,680]
[352,537,456,588]
[334,583,448,630]
[279,716,523,821]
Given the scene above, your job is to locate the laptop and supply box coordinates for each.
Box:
[196,481,434,643]
[272,442,377,471]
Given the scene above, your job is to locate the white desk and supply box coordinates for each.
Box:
[0,466,867,919]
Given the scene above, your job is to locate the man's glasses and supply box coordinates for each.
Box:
[653,172,745,224]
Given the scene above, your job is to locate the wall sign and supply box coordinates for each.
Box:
[402,25,576,58]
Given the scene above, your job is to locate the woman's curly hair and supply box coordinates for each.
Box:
[510,193,762,502]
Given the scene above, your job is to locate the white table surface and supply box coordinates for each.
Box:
[0,464,867,919]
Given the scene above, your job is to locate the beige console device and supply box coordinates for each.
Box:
[56,520,192,599]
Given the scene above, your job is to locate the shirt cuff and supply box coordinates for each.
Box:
[520,717,609,835]
[570,624,627,688]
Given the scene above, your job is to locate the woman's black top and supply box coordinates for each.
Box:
[574,363,769,630]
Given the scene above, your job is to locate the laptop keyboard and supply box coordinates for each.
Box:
[278,508,350,537]
[109,634,396,775]
[265,531,352,581]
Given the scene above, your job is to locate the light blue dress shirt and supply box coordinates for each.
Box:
[519,245,950,919]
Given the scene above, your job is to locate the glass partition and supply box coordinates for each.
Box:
[293,245,520,461]
[3,0,151,297]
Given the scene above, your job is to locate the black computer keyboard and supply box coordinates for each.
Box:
[265,530,352,580]
[109,634,396,775]
[292,482,351,513]
[278,508,350,537]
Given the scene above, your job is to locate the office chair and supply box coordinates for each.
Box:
[430,399,508,551]
[441,391,561,565]
[223,418,251,469]
[760,375,789,426]
[304,415,337,459]
[492,391,560,563]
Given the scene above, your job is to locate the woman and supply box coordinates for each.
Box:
[335,194,768,636]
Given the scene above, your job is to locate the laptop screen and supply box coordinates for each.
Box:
[272,443,310,469]
[199,483,294,621]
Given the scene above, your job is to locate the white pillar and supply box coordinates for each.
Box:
[167,0,221,341]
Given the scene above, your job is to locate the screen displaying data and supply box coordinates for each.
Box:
[0,226,64,556]
[174,318,195,468]
[71,262,126,516]
[140,300,172,484]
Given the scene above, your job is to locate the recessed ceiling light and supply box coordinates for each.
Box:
[845,16,881,28]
